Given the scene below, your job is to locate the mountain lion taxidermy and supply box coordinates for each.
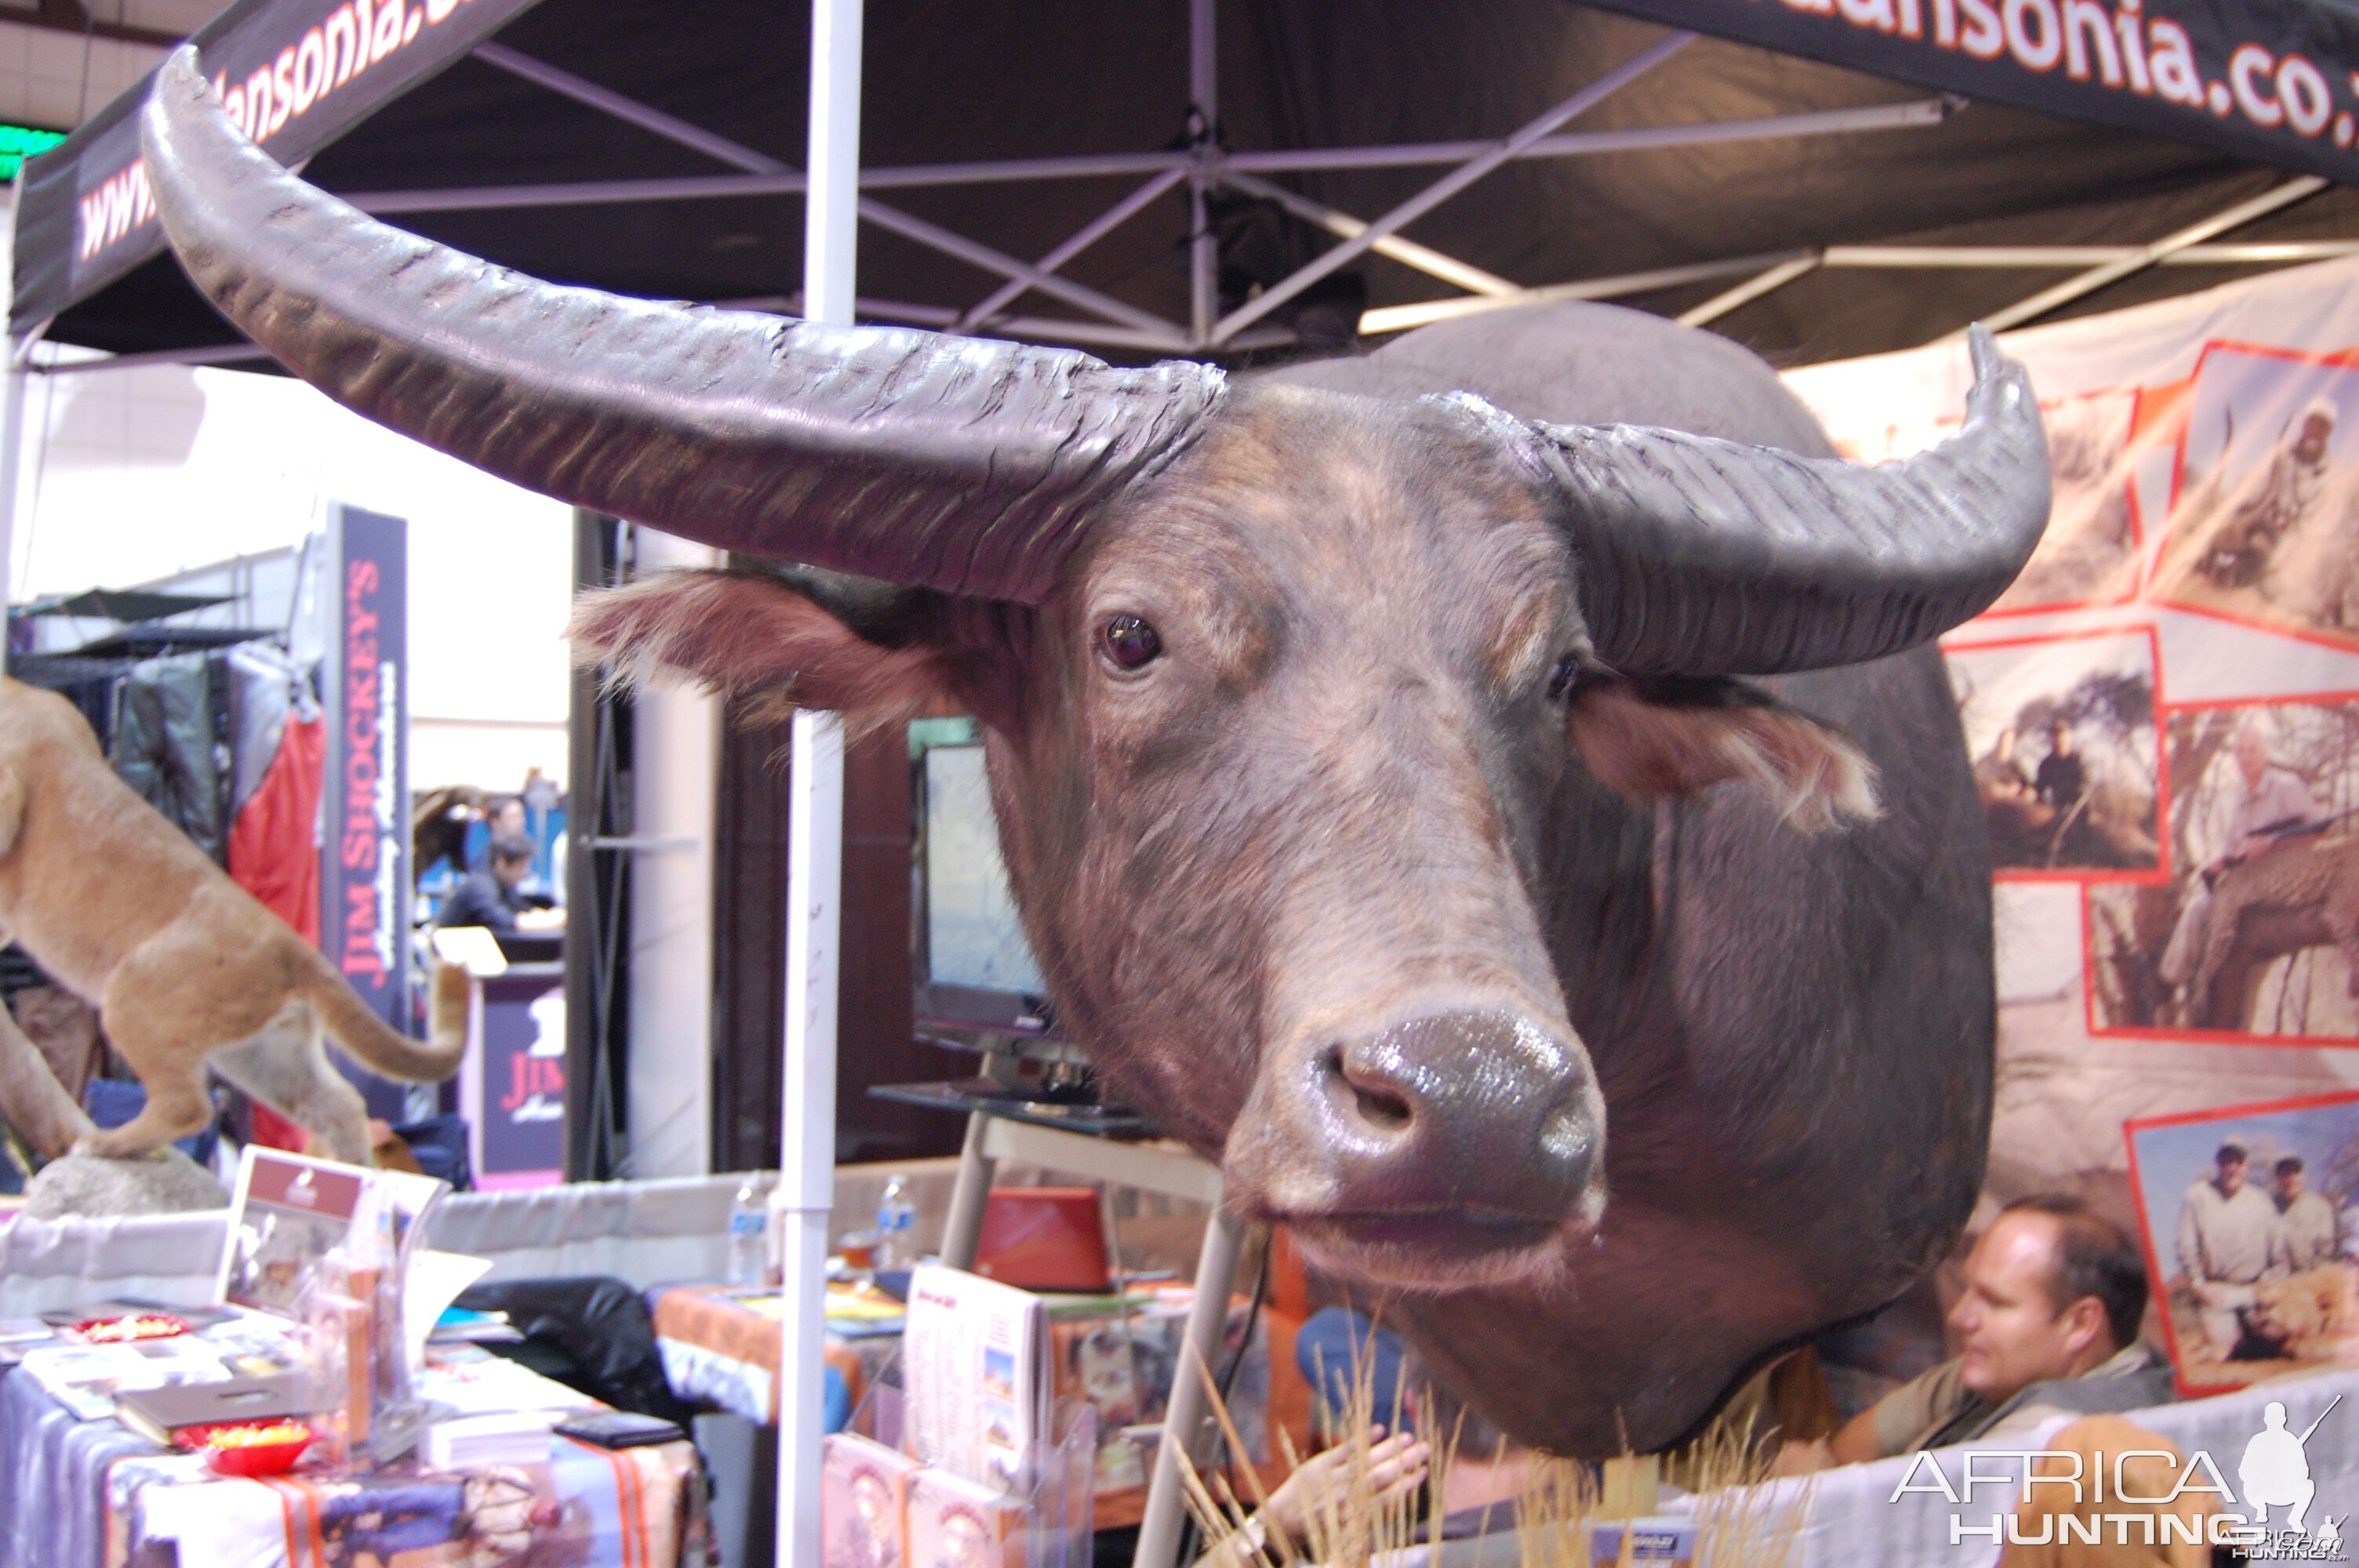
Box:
[0,677,465,1167]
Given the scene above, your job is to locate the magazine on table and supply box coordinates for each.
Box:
[17,1336,236,1421]
[901,1264,1052,1494]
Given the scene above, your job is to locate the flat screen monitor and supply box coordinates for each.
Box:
[915,742,1061,1039]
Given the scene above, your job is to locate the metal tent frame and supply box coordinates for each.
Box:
[6,0,2343,389]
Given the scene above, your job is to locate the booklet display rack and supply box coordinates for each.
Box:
[918,1083,1255,1568]
[829,1368,1096,1568]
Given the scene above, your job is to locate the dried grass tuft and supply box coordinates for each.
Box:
[1176,1332,1813,1568]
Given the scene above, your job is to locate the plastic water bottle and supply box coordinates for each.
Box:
[727,1178,768,1287]
[875,1174,916,1271]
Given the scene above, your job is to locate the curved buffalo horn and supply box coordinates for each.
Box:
[137,47,1223,605]
[1528,326,2050,676]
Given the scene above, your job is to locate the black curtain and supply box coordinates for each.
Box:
[563,510,633,1181]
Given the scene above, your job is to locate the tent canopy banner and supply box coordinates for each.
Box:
[11,0,545,335]
[1588,0,2359,183]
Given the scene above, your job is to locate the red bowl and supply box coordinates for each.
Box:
[71,1313,189,1344]
[186,1421,317,1477]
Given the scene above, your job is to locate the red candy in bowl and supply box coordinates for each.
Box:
[181,1420,316,1476]
[71,1313,188,1343]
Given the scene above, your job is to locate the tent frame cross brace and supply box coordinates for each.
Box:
[28,226,2359,379]
[9,0,2353,388]
[348,9,2337,357]
[27,9,2339,376]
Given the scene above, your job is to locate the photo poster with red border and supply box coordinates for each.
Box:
[1786,256,2359,1262]
[2124,1089,2359,1396]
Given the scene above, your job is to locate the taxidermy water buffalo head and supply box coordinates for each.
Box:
[141,48,2047,1292]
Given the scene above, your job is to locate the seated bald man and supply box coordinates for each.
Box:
[1824,1195,2174,1465]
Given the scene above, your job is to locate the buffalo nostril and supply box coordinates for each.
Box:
[1320,1044,1417,1134]
[1350,1080,1413,1131]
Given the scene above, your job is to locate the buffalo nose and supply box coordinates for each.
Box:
[1316,1009,1599,1223]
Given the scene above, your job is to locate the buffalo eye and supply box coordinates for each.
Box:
[1547,655,1582,702]
[1099,614,1163,672]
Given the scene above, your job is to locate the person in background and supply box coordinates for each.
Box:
[1979,725,2036,804]
[481,793,561,905]
[1787,1194,2168,1468]
[1295,1307,1410,1438]
[436,832,557,934]
[2032,717,2087,814]
[485,794,528,844]
[1282,1308,1526,1539]
[2179,1139,2288,1357]
[2203,396,2338,587]
[2160,722,2323,998]
[2274,1155,2339,1272]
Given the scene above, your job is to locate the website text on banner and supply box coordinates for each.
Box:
[11,0,546,331]
[1586,0,2359,183]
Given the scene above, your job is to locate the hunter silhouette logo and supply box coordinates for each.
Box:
[1892,1392,2346,1555]
[2242,1398,2337,1532]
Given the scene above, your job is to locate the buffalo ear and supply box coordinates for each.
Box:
[568,568,959,725]
[1566,675,1879,833]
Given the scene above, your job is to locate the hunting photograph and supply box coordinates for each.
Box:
[1990,387,2145,614]
[2088,697,2359,1038]
[1946,629,2163,875]
[2128,1093,2359,1395]
[2152,346,2359,643]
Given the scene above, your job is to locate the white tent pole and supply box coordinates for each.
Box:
[623,527,718,1180]
[778,0,858,1562]
[0,145,49,674]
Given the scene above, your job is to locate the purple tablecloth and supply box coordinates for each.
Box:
[0,1366,158,1568]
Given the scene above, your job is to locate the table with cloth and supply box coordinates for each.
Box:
[649,1283,881,1429]
[0,1348,709,1568]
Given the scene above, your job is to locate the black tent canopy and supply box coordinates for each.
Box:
[9,0,2359,374]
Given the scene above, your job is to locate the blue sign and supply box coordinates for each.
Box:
[320,504,410,1120]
